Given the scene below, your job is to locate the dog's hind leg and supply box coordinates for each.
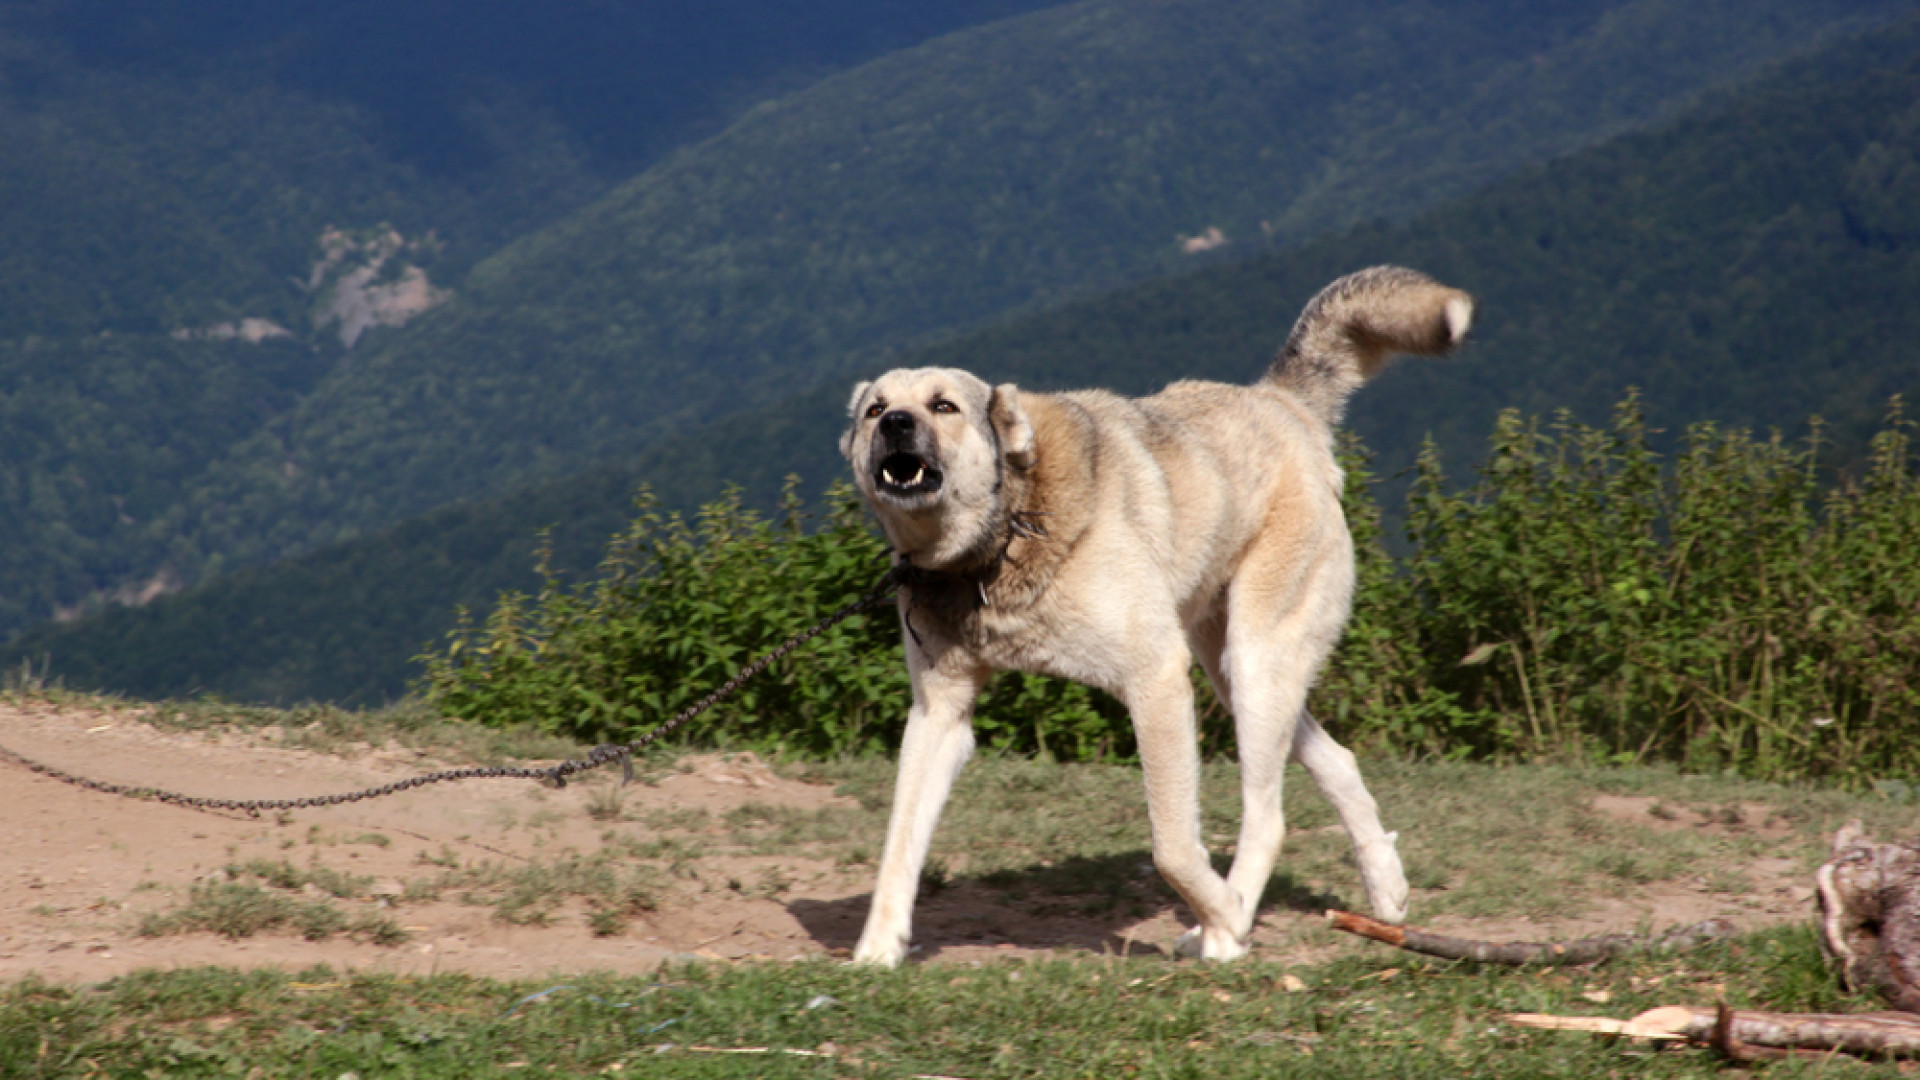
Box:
[853,656,988,967]
[1292,710,1408,924]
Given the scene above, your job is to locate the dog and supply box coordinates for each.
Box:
[839,265,1473,964]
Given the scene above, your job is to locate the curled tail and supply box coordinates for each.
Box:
[1266,266,1474,427]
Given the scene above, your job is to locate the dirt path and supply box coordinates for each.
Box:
[0,699,1823,984]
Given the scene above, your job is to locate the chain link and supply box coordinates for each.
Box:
[0,565,903,817]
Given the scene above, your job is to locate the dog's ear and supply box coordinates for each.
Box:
[989,384,1035,468]
[839,381,873,462]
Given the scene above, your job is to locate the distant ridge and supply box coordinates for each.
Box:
[152,0,1909,593]
[18,12,1920,706]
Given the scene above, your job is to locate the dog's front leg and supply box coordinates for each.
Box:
[853,655,987,966]
[1130,654,1248,961]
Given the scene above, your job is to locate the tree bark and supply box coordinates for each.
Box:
[1817,820,1920,1013]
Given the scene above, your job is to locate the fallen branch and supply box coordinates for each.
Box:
[1508,1003,1920,1058]
[1326,909,1736,965]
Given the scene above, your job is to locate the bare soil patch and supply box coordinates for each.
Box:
[0,698,1900,985]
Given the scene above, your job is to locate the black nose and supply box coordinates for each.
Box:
[879,410,916,439]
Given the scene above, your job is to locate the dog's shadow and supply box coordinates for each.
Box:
[787,851,1347,961]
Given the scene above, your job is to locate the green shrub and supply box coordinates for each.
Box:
[423,398,1920,783]
[1341,395,1920,783]
[420,479,1132,759]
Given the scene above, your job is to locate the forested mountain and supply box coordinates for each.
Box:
[161,0,1900,588]
[0,0,1074,633]
[18,14,1920,706]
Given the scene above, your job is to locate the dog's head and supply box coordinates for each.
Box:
[840,367,1034,567]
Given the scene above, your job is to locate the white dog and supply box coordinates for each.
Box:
[839,266,1473,964]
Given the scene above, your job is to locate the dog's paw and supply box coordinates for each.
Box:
[851,931,910,968]
[1174,925,1250,961]
[1360,832,1410,926]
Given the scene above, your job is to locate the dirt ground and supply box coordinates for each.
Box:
[0,699,1824,985]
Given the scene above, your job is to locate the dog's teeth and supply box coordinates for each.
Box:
[910,466,925,486]
[881,467,898,485]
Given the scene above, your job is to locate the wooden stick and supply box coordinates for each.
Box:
[1510,1005,1920,1057]
[1326,910,1737,964]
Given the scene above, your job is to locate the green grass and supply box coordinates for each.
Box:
[136,883,408,947]
[791,754,1918,924]
[0,925,1890,1078]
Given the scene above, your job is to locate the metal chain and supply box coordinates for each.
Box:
[0,565,903,817]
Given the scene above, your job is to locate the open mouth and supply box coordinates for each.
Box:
[874,452,943,498]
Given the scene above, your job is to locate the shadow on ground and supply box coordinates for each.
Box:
[788,850,1348,960]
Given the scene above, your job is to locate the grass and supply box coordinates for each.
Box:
[7,691,1920,1072]
[786,754,1920,925]
[136,883,407,946]
[0,924,1892,1078]
[404,849,671,933]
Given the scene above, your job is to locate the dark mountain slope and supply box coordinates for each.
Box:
[17,14,1920,706]
[0,0,1074,638]
[163,0,1903,582]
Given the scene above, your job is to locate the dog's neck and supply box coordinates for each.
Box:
[890,451,1067,636]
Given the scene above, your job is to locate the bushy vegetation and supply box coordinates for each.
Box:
[1329,398,1920,782]
[423,483,1130,761]
[422,398,1920,784]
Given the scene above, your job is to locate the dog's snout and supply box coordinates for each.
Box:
[879,410,916,440]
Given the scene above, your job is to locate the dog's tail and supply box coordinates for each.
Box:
[1265,266,1474,427]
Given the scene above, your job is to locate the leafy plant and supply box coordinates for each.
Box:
[424,397,1920,784]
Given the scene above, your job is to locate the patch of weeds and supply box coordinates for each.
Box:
[433,851,667,930]
[602,833,700,872]
[415,844,461,869]
[1747,922,1879,1012]
[138,883,406,945]
[226,858,370,899]
[752,865,794,898]
[920,857,951,896]
[583,784,627,822]
[1403,861,1451,891]
[638,805,710,832]
[1595,851,1658,885]
[1705,868,1752,896]
[1258,871,1342,913]
[722,801,784,830]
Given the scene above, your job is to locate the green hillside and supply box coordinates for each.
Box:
[0,0,1072,638]
[18,13,1920,706]
[151,0,1906,590]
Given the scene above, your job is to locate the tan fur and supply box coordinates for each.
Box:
[841,266,1473,965]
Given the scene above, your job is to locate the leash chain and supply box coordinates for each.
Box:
[0,566,904,817]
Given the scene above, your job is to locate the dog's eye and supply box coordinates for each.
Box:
[864,402,885,419]
[931,400,958,414]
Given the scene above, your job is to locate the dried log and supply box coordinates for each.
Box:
[1326,909,1737,964]
[1509,1003,1920,1058]
[1817,821,1920,1013]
